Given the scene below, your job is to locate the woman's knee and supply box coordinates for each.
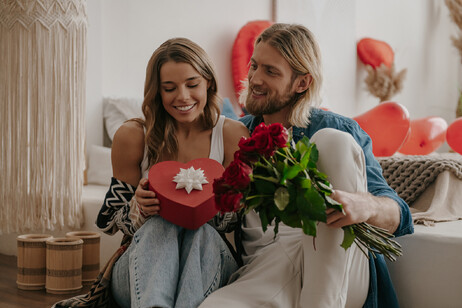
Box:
[134,216,181,242]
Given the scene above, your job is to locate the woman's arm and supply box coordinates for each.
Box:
[209,118,249,233]
[222,118,250,167]
[111,121,145,187]
[96,120,149,236]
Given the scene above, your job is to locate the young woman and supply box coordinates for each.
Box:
[96,38,249,308]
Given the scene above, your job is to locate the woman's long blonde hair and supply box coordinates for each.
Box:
[142,38,221,165]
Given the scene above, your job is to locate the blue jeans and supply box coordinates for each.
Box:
[111,216,238,308]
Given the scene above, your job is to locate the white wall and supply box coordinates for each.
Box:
[100,0,271,101]
[86,0,103,150]
[86,0,461,151]
[355,0,459,120]
[277,0,357,116]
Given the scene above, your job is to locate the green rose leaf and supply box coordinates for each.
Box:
[298,136,311,147]
[301,216,317,236]
[310,144,319,163]
[284,164,303,180]
[307,160,317,169]
[317,181,333,193]
[296,139,308,156]
[244,196,263,214]
[341,226,356,250]
[255,179,276,194]
[259,209,269,232]
[275,161,285,174]
[325,195,344,213]
[298,178,312,189]
[297,187,327,222]
[280,212,303,228]
[300,149,311,169]
[274,187,290,211]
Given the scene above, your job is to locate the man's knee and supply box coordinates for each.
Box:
[311,128,360,158]
[309,128,366,191]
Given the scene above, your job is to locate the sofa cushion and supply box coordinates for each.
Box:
[103,97,144,145]
[87,145,112,186]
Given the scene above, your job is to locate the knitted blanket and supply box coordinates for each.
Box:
[378,153,462,225]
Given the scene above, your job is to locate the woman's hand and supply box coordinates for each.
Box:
[135,178,160,217]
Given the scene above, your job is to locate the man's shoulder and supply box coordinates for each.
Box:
[309,108,358,131]
[239,114,261,130]
[239,114,254,125]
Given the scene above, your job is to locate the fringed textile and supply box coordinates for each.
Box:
[0,0,87,233]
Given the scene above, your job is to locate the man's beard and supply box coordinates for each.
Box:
[245,84,298,116]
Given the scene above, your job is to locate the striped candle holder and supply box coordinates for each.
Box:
[45,237,83,294]
[66,231,101,285]
[16,234,53,290]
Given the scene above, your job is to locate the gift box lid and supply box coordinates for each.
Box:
[148,158,224,229]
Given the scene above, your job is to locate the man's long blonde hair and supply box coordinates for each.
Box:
[142,38,220,165]
[241,23,323,127]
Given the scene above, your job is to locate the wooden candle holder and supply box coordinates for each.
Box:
[66,231,101,285]
[16,234,53,290]
[45,237,83,294]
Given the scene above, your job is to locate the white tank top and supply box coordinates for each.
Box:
[140,115,226,178]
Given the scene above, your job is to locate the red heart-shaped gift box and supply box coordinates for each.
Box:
[148,158,224,230]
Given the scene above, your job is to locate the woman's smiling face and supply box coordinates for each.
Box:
[159,61,209,124]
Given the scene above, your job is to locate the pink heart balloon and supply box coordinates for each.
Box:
[353,102,410,157]
[446,117,462,155]
[398,116,448,155]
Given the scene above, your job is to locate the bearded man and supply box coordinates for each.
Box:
[200,23,413,308]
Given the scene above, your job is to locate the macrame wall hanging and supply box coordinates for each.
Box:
[0,0,87,233]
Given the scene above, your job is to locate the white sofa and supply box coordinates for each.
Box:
[1,97,461,308]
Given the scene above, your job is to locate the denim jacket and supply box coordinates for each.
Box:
[239,108,414,308]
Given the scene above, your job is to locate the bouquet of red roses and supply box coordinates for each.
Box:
[213,122,402,261]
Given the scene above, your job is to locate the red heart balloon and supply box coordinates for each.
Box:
[148,158,224,230]
[232,20,273,101]
[398,116,448,155]
[357,38,394,69]
[446,117,462,155]
[353,102,410,157]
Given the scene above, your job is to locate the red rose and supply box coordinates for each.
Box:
[215,190,243,212]
[222,159,252,190]
[253,122,269,135]
[268,123,288,148]
[234,149,259,165]
[238,136,258,153]
[213,177,229,195]
[252,130,275,157]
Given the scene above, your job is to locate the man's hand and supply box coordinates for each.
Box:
[326,190,400,234]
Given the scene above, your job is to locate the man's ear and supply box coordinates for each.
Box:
[294,74,312,93]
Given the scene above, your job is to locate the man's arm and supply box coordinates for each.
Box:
[311,112,413,237]
[335,118,413,237]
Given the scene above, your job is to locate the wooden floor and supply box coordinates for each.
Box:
[0,254,90,308]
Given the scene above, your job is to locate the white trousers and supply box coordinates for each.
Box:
[199,128,370,308]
